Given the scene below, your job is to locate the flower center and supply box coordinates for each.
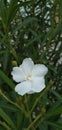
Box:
[26,74,32,81]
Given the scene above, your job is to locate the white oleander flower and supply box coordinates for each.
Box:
[11,58,48,96]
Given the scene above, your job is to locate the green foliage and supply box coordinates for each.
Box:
[0,0,62,130]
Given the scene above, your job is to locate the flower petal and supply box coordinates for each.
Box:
[11,67,25,82]
[32,64,48,77]
[21,58,34,74]
[15,81,31,96]
[32,77,45,92]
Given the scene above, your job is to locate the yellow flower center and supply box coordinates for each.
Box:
[26,74,32,81]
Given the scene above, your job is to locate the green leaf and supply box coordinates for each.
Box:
[7,0,18,25]
[51,90,62,103]
[12,17,37,34]
[2,49,9,71]
[0,108,16,129]
[0,70,15,90]
[26,35,42,46]
[46,121,62,130]
[46,106,62,117]
[39,122,48,130]
[0,101,18,112]
[17,111,24,130]
[7,0,32,25]
[0,0,7,30]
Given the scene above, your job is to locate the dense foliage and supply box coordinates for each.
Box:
[0,0,62,130]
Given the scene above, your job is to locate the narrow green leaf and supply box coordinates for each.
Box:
[17,111,23,130]
[7,1,32,25]
[13,17,37,34]
[3,49,9,71]
[26,35,42,46]
[7,0,18,24]
[0,101,18,112]
[46,121,62,129]
[0,70,15,89]
[51,90,62,102]
[0,120,11,130]
[0,0,7,30]
[46,106,62,117]
[0,108,16,129]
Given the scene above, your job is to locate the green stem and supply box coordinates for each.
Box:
[25,113,42,130]
[26,107,46,130]
[0,89,27,116]
[35,117,44,129]
[24,95,35,130]
[0,120,11,130]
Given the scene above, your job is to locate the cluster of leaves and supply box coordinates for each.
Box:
[0,0,62,130]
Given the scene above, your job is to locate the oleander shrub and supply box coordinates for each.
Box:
[0,0,62,130]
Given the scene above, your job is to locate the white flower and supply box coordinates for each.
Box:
[11,58,48,96]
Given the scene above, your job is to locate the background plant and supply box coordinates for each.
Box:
[0,0,62,130]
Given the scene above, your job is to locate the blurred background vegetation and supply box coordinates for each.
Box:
[0,0,62,130]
